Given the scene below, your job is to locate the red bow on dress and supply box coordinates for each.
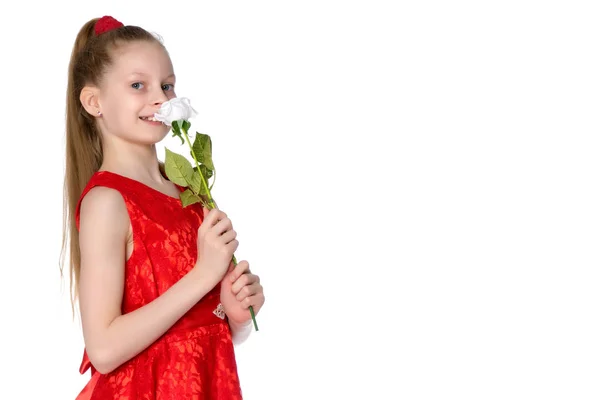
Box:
[75,350,100,400]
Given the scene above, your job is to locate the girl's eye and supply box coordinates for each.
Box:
[162,84,174,91]
[131,82,144,90]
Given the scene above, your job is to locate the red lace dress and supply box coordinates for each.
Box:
[74,170,242,400]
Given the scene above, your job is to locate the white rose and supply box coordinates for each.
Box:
[154,97,198,126]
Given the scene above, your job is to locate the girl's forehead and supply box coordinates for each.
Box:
[110,41,173,76]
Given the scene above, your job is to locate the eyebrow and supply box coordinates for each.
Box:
[128,72,176,79]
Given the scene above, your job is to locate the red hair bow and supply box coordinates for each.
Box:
[94,15,124,36]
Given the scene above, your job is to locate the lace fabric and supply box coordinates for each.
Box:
[74,171,242,400]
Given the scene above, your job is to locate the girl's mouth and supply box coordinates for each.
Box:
[140,116,163,126]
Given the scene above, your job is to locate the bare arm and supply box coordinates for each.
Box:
[78,187,217,374]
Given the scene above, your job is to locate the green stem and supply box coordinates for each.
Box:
[182,129,215,207]
[182,124,259,332]
[209,167,216,192]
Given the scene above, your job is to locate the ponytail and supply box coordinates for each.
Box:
[60,17,162,314]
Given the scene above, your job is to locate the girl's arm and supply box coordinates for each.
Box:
[78,187,217,374]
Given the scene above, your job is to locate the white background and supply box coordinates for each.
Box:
[0,1,599,399]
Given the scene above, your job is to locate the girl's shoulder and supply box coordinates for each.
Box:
[77,183,130,235]
[75,171,132,231]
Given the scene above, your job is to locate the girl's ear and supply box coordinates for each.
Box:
[80,86,102,117]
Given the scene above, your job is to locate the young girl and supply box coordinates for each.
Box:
[61,15,265,399]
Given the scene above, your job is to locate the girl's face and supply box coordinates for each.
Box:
[98,40,177,145]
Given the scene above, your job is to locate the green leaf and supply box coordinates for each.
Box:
[182,120,191,132]
[164,148,193,187]
[171,120,182,134]
[191,133,214,171]
[171,121,184,145]
[190,170,203,194]
[193,164,213,180]
[180,188,202,207]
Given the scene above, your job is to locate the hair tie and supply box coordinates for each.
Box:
[94,16,124,36]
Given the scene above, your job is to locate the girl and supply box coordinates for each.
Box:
[61,15,265,399]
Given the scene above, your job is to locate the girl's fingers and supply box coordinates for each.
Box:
[235,282,262,302]
[227,259,236,273]
[231,272,258,294]
[219,229,237,245]
[229,260,250,284]
[203,208,225,227]
[241,292,265,311]
[212,216,233,236]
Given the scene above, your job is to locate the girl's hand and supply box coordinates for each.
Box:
[194,207,239,287]
[220,260,265,325]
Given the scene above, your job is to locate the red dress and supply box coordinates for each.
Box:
[74,170,242,400]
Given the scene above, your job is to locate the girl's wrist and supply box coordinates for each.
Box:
[228,317,252,345]
[191,261,221,291]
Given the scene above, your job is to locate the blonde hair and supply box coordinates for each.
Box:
[60,17,164,314]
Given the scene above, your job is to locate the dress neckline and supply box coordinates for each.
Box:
[95,170,183,201]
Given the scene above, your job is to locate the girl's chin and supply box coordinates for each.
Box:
[132,126,170,144]
[137,120,170,134]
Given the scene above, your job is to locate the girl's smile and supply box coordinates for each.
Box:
[139,115,163,126]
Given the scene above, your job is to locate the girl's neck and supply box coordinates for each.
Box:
[100,143,165,185]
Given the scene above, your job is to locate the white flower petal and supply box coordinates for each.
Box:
[153,112,171,126]
[153,97,198,126]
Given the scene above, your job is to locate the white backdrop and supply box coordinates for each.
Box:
[1,1,599,399]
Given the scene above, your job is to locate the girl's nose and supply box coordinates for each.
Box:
[152,88,169,105]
